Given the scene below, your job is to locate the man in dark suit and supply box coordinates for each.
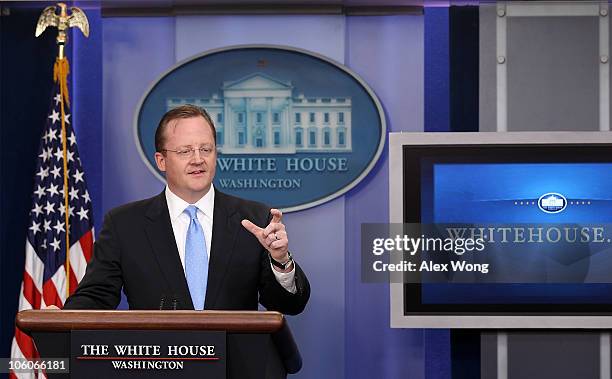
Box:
[63,105,309,315]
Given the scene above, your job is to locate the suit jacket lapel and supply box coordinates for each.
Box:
[204,191,241,309]
[144,192,193,310]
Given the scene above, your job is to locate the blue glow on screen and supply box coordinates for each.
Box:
[422,162,612,304]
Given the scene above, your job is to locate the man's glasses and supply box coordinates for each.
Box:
[161,146,214,159]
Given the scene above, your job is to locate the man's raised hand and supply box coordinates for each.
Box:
[241,209,290,268]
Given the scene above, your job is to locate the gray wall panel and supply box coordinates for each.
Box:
[507,16,599,131]
[507,332,600,379]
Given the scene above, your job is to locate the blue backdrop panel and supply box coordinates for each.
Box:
[425,7,450,133]
[345,15,426,379]
[73,3,103,233]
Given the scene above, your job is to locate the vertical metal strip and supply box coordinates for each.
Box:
[601,332,610,379]
[496,2,507,132]
[600,2,610,131]
[497,332,508,379]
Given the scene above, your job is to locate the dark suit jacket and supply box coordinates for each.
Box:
[64,190,310,315]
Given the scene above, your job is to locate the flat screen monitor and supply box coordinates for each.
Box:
[389,132,612,328]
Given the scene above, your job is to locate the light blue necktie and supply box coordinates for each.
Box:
[184,205,208,310]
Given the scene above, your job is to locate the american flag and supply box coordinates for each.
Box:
[10,83,94,378]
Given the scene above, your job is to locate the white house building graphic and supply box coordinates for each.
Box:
[166,73,352,154]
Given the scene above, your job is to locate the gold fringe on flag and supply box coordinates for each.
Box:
[53,57,70,107]
[54,56,72,297]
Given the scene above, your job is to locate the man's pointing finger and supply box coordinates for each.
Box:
[241,219,263,236]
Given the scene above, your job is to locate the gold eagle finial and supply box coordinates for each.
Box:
[35,3,89,58]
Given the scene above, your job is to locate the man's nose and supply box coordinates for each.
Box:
[191,149,205,163]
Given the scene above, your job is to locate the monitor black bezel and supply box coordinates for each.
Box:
[403,143,612,315]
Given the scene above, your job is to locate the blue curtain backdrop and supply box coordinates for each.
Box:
[0,5,57,359]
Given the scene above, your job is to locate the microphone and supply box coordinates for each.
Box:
[159,294,166,310]
[172,297,178,310]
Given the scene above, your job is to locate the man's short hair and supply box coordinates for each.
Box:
[155,104,216,152]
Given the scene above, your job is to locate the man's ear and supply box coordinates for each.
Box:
[154,152,166,172]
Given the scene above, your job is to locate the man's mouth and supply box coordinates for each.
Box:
[189,169,205,175]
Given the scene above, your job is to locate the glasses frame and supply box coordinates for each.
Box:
[160,146,215,159]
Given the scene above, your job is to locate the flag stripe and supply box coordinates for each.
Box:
[50,266,68,306]
[24,241,44,294]
[80,229,94,262]
[13,329,40,361]
[69,236,89,282]
[68,266,78,297]
[22,273,41,310]
[10,336,34,379]
[42,279,62,309]
[16,284,33,312]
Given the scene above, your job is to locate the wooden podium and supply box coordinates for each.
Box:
[16,310,302,379]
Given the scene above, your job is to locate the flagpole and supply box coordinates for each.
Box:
[56,55,71,299]
[35,2,89,299]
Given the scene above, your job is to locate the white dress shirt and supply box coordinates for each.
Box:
[165,185,296,294]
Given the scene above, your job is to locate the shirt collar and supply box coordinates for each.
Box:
[165,185,215,221]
